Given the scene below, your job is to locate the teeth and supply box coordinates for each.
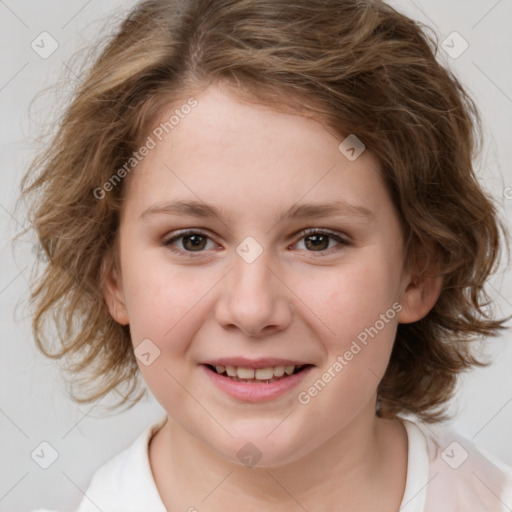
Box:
[226,366,237,377]
[273,366,285,377]
[284,365,295,375]
[254,367,274,380]
[236,367,255,379]
[212,364,305,379]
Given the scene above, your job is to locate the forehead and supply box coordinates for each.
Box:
[122,84,389,222]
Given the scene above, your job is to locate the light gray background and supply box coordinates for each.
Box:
[1,1,511,510]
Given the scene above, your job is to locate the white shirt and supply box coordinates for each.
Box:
[33,414,512,512]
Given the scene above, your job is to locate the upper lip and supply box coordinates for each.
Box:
[202,357,312,369]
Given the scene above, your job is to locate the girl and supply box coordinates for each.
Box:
[22,0,511,510]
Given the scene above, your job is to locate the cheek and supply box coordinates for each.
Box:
[121,255,206,408]
[293,252,402,395]
[120,249,203,349]
[302,259,400,338]
[294,263,400,425]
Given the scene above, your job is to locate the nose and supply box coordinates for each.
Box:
[214,250,293,338]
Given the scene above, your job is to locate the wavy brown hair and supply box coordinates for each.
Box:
[19,0,508,420]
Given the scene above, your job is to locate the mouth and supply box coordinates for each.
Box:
[204,363,311,384]
[201,357,315,401]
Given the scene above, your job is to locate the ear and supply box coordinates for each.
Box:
[101,252,129,325]
[397,268,442,324]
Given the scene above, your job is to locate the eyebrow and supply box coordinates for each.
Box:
[140,199,375,223]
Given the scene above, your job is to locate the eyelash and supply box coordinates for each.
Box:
[162,228,350,258]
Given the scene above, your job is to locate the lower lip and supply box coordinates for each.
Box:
[202,365,313,402]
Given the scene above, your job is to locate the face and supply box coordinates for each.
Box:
[104,82,434,468]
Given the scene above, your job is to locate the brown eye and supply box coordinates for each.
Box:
[180,234,208,251]
[294,229,350,255]
[303,233,330,251]
[163,229,215,255]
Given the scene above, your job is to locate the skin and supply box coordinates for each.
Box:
[103,81,441,511]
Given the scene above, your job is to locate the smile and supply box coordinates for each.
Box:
[207,364,307,383]
[201,362,313,402]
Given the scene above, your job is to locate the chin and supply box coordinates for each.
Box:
[206,426,310,469]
